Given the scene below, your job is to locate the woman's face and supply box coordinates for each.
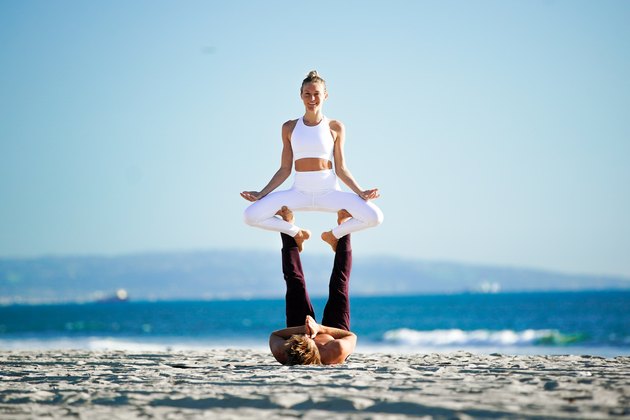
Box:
[301,82,327,112]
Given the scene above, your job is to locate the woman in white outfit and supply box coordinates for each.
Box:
[241,71,383,252]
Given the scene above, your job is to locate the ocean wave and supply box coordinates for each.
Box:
[382,328,586,347]
[0,336,268,352]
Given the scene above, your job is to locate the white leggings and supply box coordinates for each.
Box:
[243,170,383,238]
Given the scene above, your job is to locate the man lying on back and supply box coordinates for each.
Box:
[269,208,357,365]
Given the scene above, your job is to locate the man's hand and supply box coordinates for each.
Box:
[305,315,319,338]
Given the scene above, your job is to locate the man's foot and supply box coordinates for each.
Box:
[295,229,310,252]
[337,209,352,225]
[321,230,338,252]
[276,206,294,223]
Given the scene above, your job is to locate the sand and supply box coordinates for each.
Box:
[0,349,628,419]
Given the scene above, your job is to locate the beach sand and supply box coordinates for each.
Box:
[1,350,628,419]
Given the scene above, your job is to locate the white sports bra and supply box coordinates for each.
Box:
[291,116,335,162]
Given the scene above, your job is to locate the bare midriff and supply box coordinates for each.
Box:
[295,158,332,172]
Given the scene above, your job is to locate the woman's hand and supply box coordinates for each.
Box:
[359,188,380,201]
[240,191,263,202]
[305,315,320,338]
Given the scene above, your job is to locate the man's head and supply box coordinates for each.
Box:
[284,334,322,365]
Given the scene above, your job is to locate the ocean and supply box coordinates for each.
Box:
[1,291,629,356]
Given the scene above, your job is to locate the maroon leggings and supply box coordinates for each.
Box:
[281,233,352,331]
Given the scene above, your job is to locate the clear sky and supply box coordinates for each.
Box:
[1,1,629,277]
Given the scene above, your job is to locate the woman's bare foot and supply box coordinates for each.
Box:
[275,206,294,223]
[321,210,350,252]
[337,209,352,225]
[295,229,310,252]
[321,230,338,252]
[275,206,308,251]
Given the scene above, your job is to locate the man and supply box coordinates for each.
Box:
[269,208,357,365]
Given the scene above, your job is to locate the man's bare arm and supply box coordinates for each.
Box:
[317,325,355,339]
[319,329,357,365]
[269,334,288,364]
[270,325,308,339]
[308,319,356,365]
[269,325,309,364]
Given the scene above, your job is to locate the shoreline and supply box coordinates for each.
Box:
[2,336,630,358]
[1,349,628,419]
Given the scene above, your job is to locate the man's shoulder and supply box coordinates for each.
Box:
[319,335,356,365]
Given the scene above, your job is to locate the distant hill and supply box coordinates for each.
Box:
[1,250,629,304]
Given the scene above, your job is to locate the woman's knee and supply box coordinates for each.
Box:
[346,201,383,228]
[357,202,383,227]
[369,205,384,227]
[243,206,259,226]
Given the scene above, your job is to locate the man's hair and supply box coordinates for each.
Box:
[284,334,322,365]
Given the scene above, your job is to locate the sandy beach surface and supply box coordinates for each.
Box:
[1,349,628,419]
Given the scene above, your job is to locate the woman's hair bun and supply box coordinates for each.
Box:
[301,70,326,92]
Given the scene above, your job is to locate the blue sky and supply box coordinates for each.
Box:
[1,1,629,277]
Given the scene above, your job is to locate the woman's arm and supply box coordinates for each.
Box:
[241,120,295,202]
[330,120,380,201]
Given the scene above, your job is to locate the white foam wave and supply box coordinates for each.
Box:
[0,337,268,352]
[382,328,558,347]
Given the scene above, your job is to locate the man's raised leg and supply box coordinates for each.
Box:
[279,207,315,327]
[321,210,352,331]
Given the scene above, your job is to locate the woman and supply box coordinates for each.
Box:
[241,70,383,251]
